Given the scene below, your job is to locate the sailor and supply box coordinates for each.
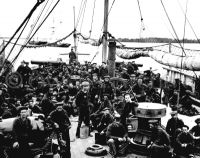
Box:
[99,62,108,79]
[90,73,101,103]
[48,103,71,158]
[166,110,184,146]
[75,80,92,138]
[69,48,77,65]
[106,113,129,157]
[12,106,33,158]
[175,125,194,157]
[132,78,147,102]
[91,63,99,76]
[100,75,114,100]
[120,67,130,80]
[147,119,171,158]
[190,118,200,153]
[120,93,138,130]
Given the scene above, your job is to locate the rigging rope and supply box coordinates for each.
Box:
[1,20,30,70]
[18,0,51,53]
[2,20,30,69]
[89,0,97,38]
[177,0,200,45]
[75,0,85,29]
[137,0,145,38]
[160,0,187,56]
[11,0,61,66]
[101,0,116,32]
[79,0,87,34]
[0,0,45,56]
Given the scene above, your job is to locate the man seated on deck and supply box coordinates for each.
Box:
[48,103,71,158]
[132,78,147,102]
[147,119,171,158]
[120,93,138,130]
[166,110,184,147]
[190,118,200,153]
[12,106,33,158]
[106,113,130,158]
[175,125,194,157]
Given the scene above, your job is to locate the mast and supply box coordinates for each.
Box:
[73,6,78,62]
[102,0,109,63]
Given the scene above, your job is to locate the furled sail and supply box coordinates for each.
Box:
[116,47,152,59]
[116,43,200,71]
[149,51,200,71]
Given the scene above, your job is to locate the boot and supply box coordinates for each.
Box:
[76,126,80,138]
[88,126,93,137]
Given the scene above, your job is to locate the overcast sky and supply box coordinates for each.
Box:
[1,0,200,40]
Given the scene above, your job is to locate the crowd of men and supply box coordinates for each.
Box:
[0,58,199,158]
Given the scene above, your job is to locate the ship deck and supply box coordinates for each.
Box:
[70,117,135,158]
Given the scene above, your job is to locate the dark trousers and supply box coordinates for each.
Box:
[76,107,90,137]
[58,128,71,158]
[13,141,32,158]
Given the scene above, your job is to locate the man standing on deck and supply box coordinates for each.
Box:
[75,80,92,138]
[69,48,76,65]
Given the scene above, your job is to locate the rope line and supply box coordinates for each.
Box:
[177,0,200,45]
[160,0,186,56]
[89,0,97,38]
[79,0,88,34]
[0,0,45,56]
[75,0,85,29]
[11,0,61,66]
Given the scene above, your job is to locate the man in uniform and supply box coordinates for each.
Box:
[69,48,76,65]
[48,103,71,158]
[190,118,200,153]
[147,119,171,158]
[100,75,114,100]
[166,110,184,147]
[12,106,33,158]
[106,114,129,157]
[175,125,194,157]
[75,80,92,138]
[120,93,138,130]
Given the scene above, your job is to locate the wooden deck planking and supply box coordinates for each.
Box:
[70,117,136,158]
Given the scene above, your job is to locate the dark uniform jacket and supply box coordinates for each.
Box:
[120,101,138,126]
[49,109,71,130]
[13,117,32,142]
[106,121,127,139]
[166,118,184,138]
[75,90,90,109]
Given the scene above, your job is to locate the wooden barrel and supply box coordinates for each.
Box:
[136,102,166,118]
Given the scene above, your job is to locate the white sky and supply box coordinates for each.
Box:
[1,0,200,40]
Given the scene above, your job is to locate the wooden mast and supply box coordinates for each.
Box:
[102,0,109,63]
[73,6,78,62]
